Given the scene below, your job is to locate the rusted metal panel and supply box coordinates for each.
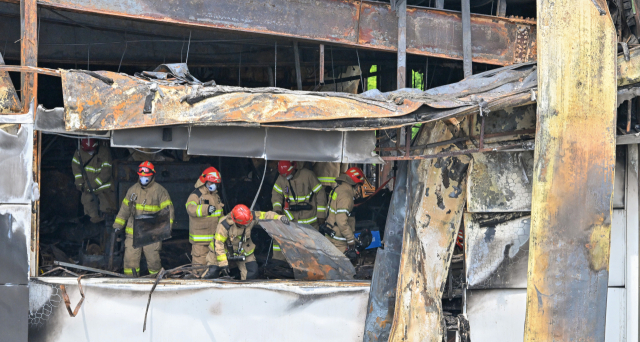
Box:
[60,70,422,131]
[364,161,407,342]
[29,278,370,341]
[389,121,470,342]
[259,221,356,280]
[0,54,21,114]
[617,46,640,87]
[23,0,536,65]
[524,0,617,340]
[467,152,534,212]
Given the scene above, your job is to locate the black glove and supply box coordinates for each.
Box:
[202,266,220,279]
[345,244,358,261]
[208,205,216,215]
[279,216,290,225]
[220,265,230,277]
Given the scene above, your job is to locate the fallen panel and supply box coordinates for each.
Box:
[364,161,407,342]
[29,278,369,342]
[0,285,28,341]
[259,221,356,280]
[467,151,534,212]
[465,214,530,289]
[0,123,33,204]
[389,121,470,342]
[111,126,189,150]
[61,70,422,132]
[35,106,109,137]
[467,288,626,342]
[0,207,30,285]
[465,210,626,289]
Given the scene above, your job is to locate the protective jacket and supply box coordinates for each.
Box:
[185,179,224,245]
[210,211,280,267]
[326,174,357,246]
[313,162,348,187]
[113,179,174,236]
[271,168,326,225]
[72,146,113,193]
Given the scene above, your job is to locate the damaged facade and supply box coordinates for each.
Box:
[0,0,638,341]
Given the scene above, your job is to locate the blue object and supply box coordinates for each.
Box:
[355,230,382,249]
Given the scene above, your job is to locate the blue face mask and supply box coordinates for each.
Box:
[207,183,217,192]
[140,176,152,186]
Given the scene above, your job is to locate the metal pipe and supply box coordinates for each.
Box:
[397,0,407,90]
[319,44,324,84]
[461,0,472,78]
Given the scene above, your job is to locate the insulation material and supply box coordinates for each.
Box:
[0,52,21,114]
[0,206,31,285]
[0,123,34,204]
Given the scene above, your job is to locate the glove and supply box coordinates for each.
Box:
[279,216,290,225]
[318,218,326,225]
[345,244,358,261]
[220,266,230,277]
[208,205,216,215]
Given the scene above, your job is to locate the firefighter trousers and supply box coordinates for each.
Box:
[328,236,348,252]
[190,244,209,265]
[81,189,116,222]
[124,236,162,276]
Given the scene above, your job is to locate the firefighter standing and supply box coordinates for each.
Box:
[323,167,365,255]
[72,138,116,223]
[185,167,224,265]
[113,161,174,276]
[271,161,326,259]
[203,204,289,280]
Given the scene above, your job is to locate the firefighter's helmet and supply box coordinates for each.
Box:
[200,166,222,184]
[230,204,253,226]
[137,161,156,177]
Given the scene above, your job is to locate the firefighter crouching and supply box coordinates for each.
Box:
[112,161,174,276]
[185,167,224,265]
[319,167,365,259]
[203,204,290,280]
[271,161,326,260]
[72,138,116,223]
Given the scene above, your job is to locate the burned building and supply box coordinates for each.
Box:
[0,0,638,341]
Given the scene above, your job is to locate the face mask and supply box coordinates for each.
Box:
[207,183,217,192]
[286,174,293,180]
[140,176,152,186]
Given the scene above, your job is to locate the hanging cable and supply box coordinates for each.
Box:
[356,49,364,93]
[185,30,192,64]
[118,33,127,73]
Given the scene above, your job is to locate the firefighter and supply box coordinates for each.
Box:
[185,167,224,265]
[72,138,116,223]
[203,204,289,280]
[271,160,326,259]
[312,162,349,188]
[322,167,365,256]
[112,161,174,276]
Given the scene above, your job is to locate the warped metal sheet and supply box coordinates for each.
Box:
[259,221,356,281]
[467,288,626,342]
[265,128,343,162]
[35,106,109,137]
[364,162,407,342]
[343,131,384,164]
[464,210,626,289]
[61,70,422,132]
[0,206,30,285]
[29,278,369,342]
[389,121,470,341]
[0,123,33,204]
[111,126,188,150]
[467,152,534,213]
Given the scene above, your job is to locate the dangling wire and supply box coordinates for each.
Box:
[118,33,127,73]
[356,49,364,93]
[185,30,192,64]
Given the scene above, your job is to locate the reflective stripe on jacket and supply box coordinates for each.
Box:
[71,146,113,193]
[271,168,327,224]
[185,179,224,245]
[325,182,356,244]
[113,179,174,236]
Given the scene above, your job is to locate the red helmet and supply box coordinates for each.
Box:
[199,166,221,184]
[137,161,155,177]
[230,204,253,225]
[80,138,98,152]
[277,161,297,177]
[345,167,365,184]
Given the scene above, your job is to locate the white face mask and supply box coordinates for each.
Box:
[207,183,217,192]
[286,174,293,180]
[139,176,152,186]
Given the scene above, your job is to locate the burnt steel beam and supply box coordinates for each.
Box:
[3,0,537,66]
[524,0,616,341]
